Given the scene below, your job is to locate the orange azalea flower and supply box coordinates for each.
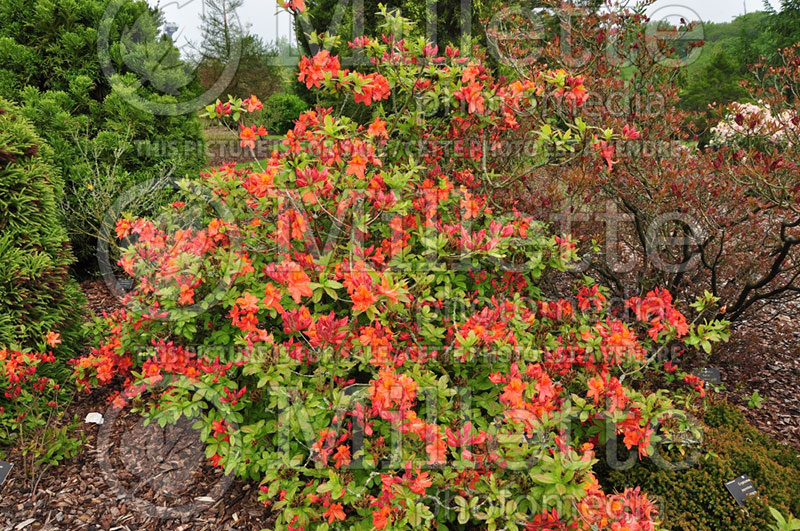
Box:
[367,117,388,138]
[45,331,61,348]
[286,266,313,303]
[111,394,128,409]
[250,328,273,343]
[460,190,482,219]
[96,360,115,383]
[236,292,260,313]
[263,283,284,313]
[291,212,308,240]
[298,50,340,89]
[454,82,485,114]
[323,502,346,523]
[425,432,447,465]
[567,80,587,105]
[594,140,615,172]
[403,411,426,435]
[346,154,368,179]
[178,283,195,306]
[115,218,133,239]
[333,444,351,468]
[240,125,257,150]
[376,276,400,304]
[352,285,377,312]
[461,62,481,83]
[245,94,263,112]
[370,369,418,413]
[410,469,433,493]
[373,506,392,530]
[499,377,526,408]
[505,408,538,435]
[587,376,605,405]
[283,0,305,12]
[353,73,391,106]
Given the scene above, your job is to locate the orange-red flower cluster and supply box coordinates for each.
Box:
[298,50,341,89]
[627,288,690,340]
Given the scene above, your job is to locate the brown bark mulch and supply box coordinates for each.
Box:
[0,388,275,531]
[0,281,274,530]
[713,302,800,451]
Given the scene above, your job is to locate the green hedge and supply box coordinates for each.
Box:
[259,93,309,135]
[0,0,205,268]
[0,99,85,355]
[598,402,800,530]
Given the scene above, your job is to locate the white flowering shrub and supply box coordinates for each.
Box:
[710,101,800,149]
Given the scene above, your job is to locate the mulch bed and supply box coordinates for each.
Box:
[81,280,124,315]
[714,303,800,451]
[0,387,274,531]
[0,280,275,531]
[2,279,798,529]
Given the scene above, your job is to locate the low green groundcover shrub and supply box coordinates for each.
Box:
[0,98,85,355]
[260,93,309,135]
[599,402,800,531]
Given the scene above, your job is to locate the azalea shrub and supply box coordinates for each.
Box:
[0,336,83,480]
[77,7,729,530]
[1,338,65,446]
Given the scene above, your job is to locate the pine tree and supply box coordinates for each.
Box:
[196,0,282,99]
[679,45,749,113]
[765,0,800,60]
[200,0,245,61]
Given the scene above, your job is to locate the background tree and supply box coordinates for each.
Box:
[679,45,749,144]
[765,0,800,57]
[677,11,770,127]
[293,0,501,59]
[195,0,283,99]
[199,0,244,61]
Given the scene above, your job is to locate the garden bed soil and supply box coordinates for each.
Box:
[715,303,800,451]
[204,126,282,167]
[0,384,275,531]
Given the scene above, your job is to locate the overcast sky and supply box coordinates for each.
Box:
[152,0,784,56]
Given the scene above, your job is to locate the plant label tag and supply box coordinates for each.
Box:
[695,367,721,387]
[725,474,757,506]
[0,461,12,484]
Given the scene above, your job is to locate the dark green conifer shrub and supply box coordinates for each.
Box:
[599,402,800,530]
[0,99,85,355]
[0,0,206,268]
